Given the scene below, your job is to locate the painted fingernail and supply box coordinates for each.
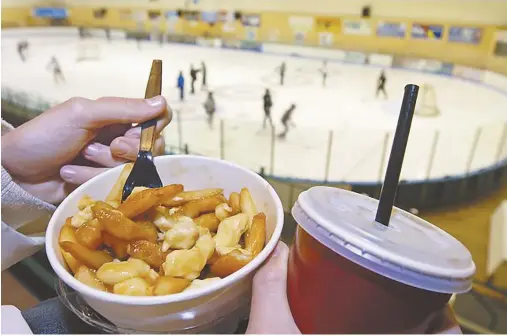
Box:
[114,140,132,155]
[84,143,100,156]
[145,96,164,107]
[61,167,76,181]
[125,127,141,138]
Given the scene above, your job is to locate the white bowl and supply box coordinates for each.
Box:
[46,155,284,332]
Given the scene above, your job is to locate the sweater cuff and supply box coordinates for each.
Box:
[1,166,56,230]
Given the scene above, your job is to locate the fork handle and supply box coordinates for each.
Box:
[140,60,162,152]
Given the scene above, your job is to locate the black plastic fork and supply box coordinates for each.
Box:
[122,60,164,201]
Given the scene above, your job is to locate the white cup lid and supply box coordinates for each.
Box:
[292,187,475,294]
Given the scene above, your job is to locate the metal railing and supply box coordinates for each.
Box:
[163,108,507,185]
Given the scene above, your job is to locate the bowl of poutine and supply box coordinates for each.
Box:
[46,155,284,332]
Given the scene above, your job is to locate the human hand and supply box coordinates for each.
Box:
[246,242,300,334]
[1,96,170,204]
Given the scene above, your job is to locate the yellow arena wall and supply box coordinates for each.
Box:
[2,0,507,75]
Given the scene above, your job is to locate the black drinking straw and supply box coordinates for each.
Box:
[375,84,419,226]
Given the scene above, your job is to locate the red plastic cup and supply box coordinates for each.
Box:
[287,187,475,334]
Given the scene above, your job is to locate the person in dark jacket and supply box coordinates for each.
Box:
[278,103,296,139]
[47,56,65,84]
[376,70,388,99]
[190,64,201,94]
[262,89,273,129]
[17,40,28,62]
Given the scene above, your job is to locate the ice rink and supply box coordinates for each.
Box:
[3,30,507,182]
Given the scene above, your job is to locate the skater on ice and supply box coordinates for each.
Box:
[262,88,273,129]
[190,64,201,94]
[177,71,185,102]
[201,61,207,90]
[17,40,28,62]
[278,61,286,86]
[376,70,388,99]
[278,103,296,139]
[47,56,65,84]
[320,60,328,87]
[203,91,216,129]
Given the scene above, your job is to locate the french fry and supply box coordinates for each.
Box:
[113,277,151,296]
[240,188,257,228]
[210,250,252,278]
[60,241,113,270]
[162,188,223,207]
[74,265,107,292]
[127,240,167,269]
[96,258,150,285]
[136,220,159,242]
[143,268,160,285]
[106,163,133,203]
[207,251,220,265]
[106,200,120,209]
[75,219,103,250]
[194,213,220,232]
[93,203,157,242]
[228,192,241,215]
[181,195,227,218]
[152,276,190,296]
[118,184,183,219]
[59,223,81,274]
[244,213,266,257]
[103,232,129,259]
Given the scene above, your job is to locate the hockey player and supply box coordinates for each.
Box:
[47,56,65,84]
[262,88,273,129]
[190,64,201,94]
[320,60,328,87]
[376,70,388,99]
[203,91,216,129]
[278,103,296,139]
[177,71,185,102]
[17,40,28,62]
[279,61,286,86]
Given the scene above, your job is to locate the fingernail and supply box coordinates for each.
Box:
[114,140,132,155]
[84,143,100,156]
[145,96,164,107]
[61,167,76,181]
[125,127,141,138]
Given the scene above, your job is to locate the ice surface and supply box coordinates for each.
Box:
[2,34,507,182]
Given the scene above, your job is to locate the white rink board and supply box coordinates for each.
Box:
[2,29,507,182]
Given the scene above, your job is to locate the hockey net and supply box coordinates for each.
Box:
[415,84,439,117]
[76,40,101,62]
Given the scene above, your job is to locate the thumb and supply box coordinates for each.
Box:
[59,96,169,128]
[246,242,300,334]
